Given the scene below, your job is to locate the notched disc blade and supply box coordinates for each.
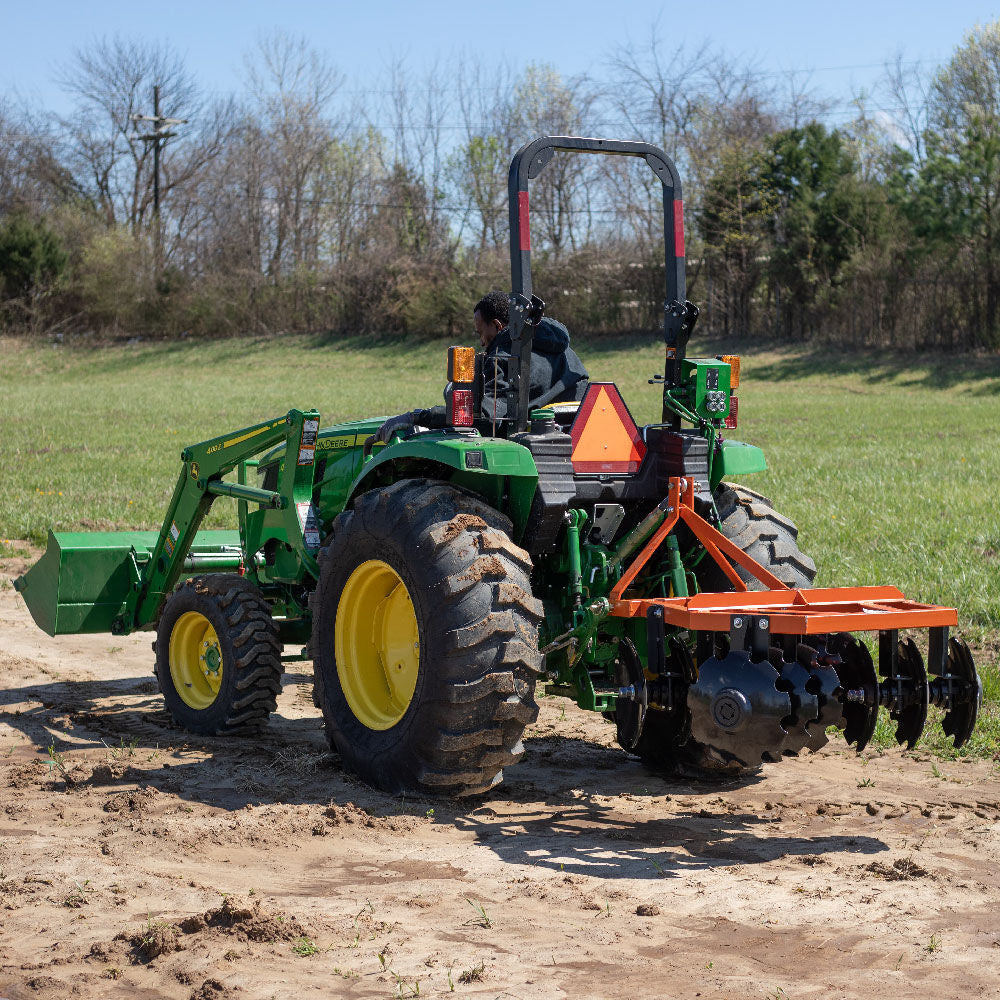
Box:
[778,658,820,755]
[941,638,981,749]
[829,633,879,752]
[805,663,843,751]
[688,652,791,767]
[615,639,648,753]
[891,637,928,750]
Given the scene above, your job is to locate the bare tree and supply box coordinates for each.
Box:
[243,32,346,276]
[56,36,220,235]
[446,59,515,252]
[877,52,932,165]
[507,64,598,255]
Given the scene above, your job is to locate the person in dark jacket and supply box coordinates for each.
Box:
[370,290,589,445]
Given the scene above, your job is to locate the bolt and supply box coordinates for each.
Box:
[734,617,743,628]
[758,619,768,630]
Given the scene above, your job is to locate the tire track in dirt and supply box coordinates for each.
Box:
[2,573,1000,999]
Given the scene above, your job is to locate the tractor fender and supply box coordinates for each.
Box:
[345,434,539,541]
[714,438,767,486]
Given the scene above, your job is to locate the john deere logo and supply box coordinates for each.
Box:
[190,462,200,480]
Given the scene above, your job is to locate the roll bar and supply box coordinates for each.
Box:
[505,136,698,431]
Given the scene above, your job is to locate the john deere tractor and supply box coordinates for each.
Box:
[16,137,982,796]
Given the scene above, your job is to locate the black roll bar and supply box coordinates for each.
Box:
[505,135,696,431]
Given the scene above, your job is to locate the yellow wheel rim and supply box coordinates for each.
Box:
[335,559,420,731]
[168,611,224,711]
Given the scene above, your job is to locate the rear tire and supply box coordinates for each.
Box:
[155,575,282,735]
[312,479,543,796]
[697,483,816,592]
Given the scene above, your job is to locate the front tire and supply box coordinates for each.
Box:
[155,575,283,735]
[312,480,543,796]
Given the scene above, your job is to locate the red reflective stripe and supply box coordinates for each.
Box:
[518,191,531,251]
[673,200,685,257]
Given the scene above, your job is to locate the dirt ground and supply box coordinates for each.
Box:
[1,552,999,1000]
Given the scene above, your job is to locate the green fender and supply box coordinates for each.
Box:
[346,432,539,541]
[713,438,767,488]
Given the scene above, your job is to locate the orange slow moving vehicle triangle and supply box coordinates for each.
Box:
[570,382,646,474]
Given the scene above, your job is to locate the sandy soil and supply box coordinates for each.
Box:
[1,550,999,1000]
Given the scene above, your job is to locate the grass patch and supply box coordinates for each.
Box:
[1,332,997,760]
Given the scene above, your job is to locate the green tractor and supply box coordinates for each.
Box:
[16,137,982,796]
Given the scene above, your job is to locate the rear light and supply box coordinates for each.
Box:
[448,346,476,383]
[449,388,474,426]
[718,354,741,388]
[724,395,739,429]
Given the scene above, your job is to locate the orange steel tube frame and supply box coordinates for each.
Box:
[608,477,958,636]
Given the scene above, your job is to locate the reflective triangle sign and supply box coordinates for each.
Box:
[570,382,646,474]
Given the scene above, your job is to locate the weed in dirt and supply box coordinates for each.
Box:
[45,744,68,777]
[391,970,420,997]
[857,777,876,788]
[103,967,122,980]
[706,961,714,970]
[931,762,944,779]
[465,899,492,928]
[447,966,455,992]
[291,936,319,957]
[926,934,942,953]
[63,879,94,908]
[425,807,434,819]
[334,967,360,979]
[102,736,138,763]
[458,962,485,984]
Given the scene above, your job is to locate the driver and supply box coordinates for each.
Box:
[370,290,589,445]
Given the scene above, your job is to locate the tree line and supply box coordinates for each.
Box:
[2,26,1000,350]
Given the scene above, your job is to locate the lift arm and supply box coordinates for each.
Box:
[116,408,321,634]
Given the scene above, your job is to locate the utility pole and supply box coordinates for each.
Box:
[131,85,187,277]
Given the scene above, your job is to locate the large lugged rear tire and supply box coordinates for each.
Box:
[697,483,816,592]
[155,575,283,735]
[635,484,817,779]
[312,479,543,796]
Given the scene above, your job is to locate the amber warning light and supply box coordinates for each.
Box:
[448,346,476,384]
[717,354,741,388]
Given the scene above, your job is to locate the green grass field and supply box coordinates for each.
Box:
[2,332,998,761]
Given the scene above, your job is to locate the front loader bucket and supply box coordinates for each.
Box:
[14,529,242,636]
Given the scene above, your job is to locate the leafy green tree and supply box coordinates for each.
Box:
[446,135,507,252]
[761,123,872,336]
[698,144,774,336]
[911,23,1000,346]
[0,213,68,311]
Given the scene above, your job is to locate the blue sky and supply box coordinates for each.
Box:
[3,0,999,119]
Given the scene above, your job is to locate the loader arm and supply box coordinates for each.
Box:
[121,408,321,633]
